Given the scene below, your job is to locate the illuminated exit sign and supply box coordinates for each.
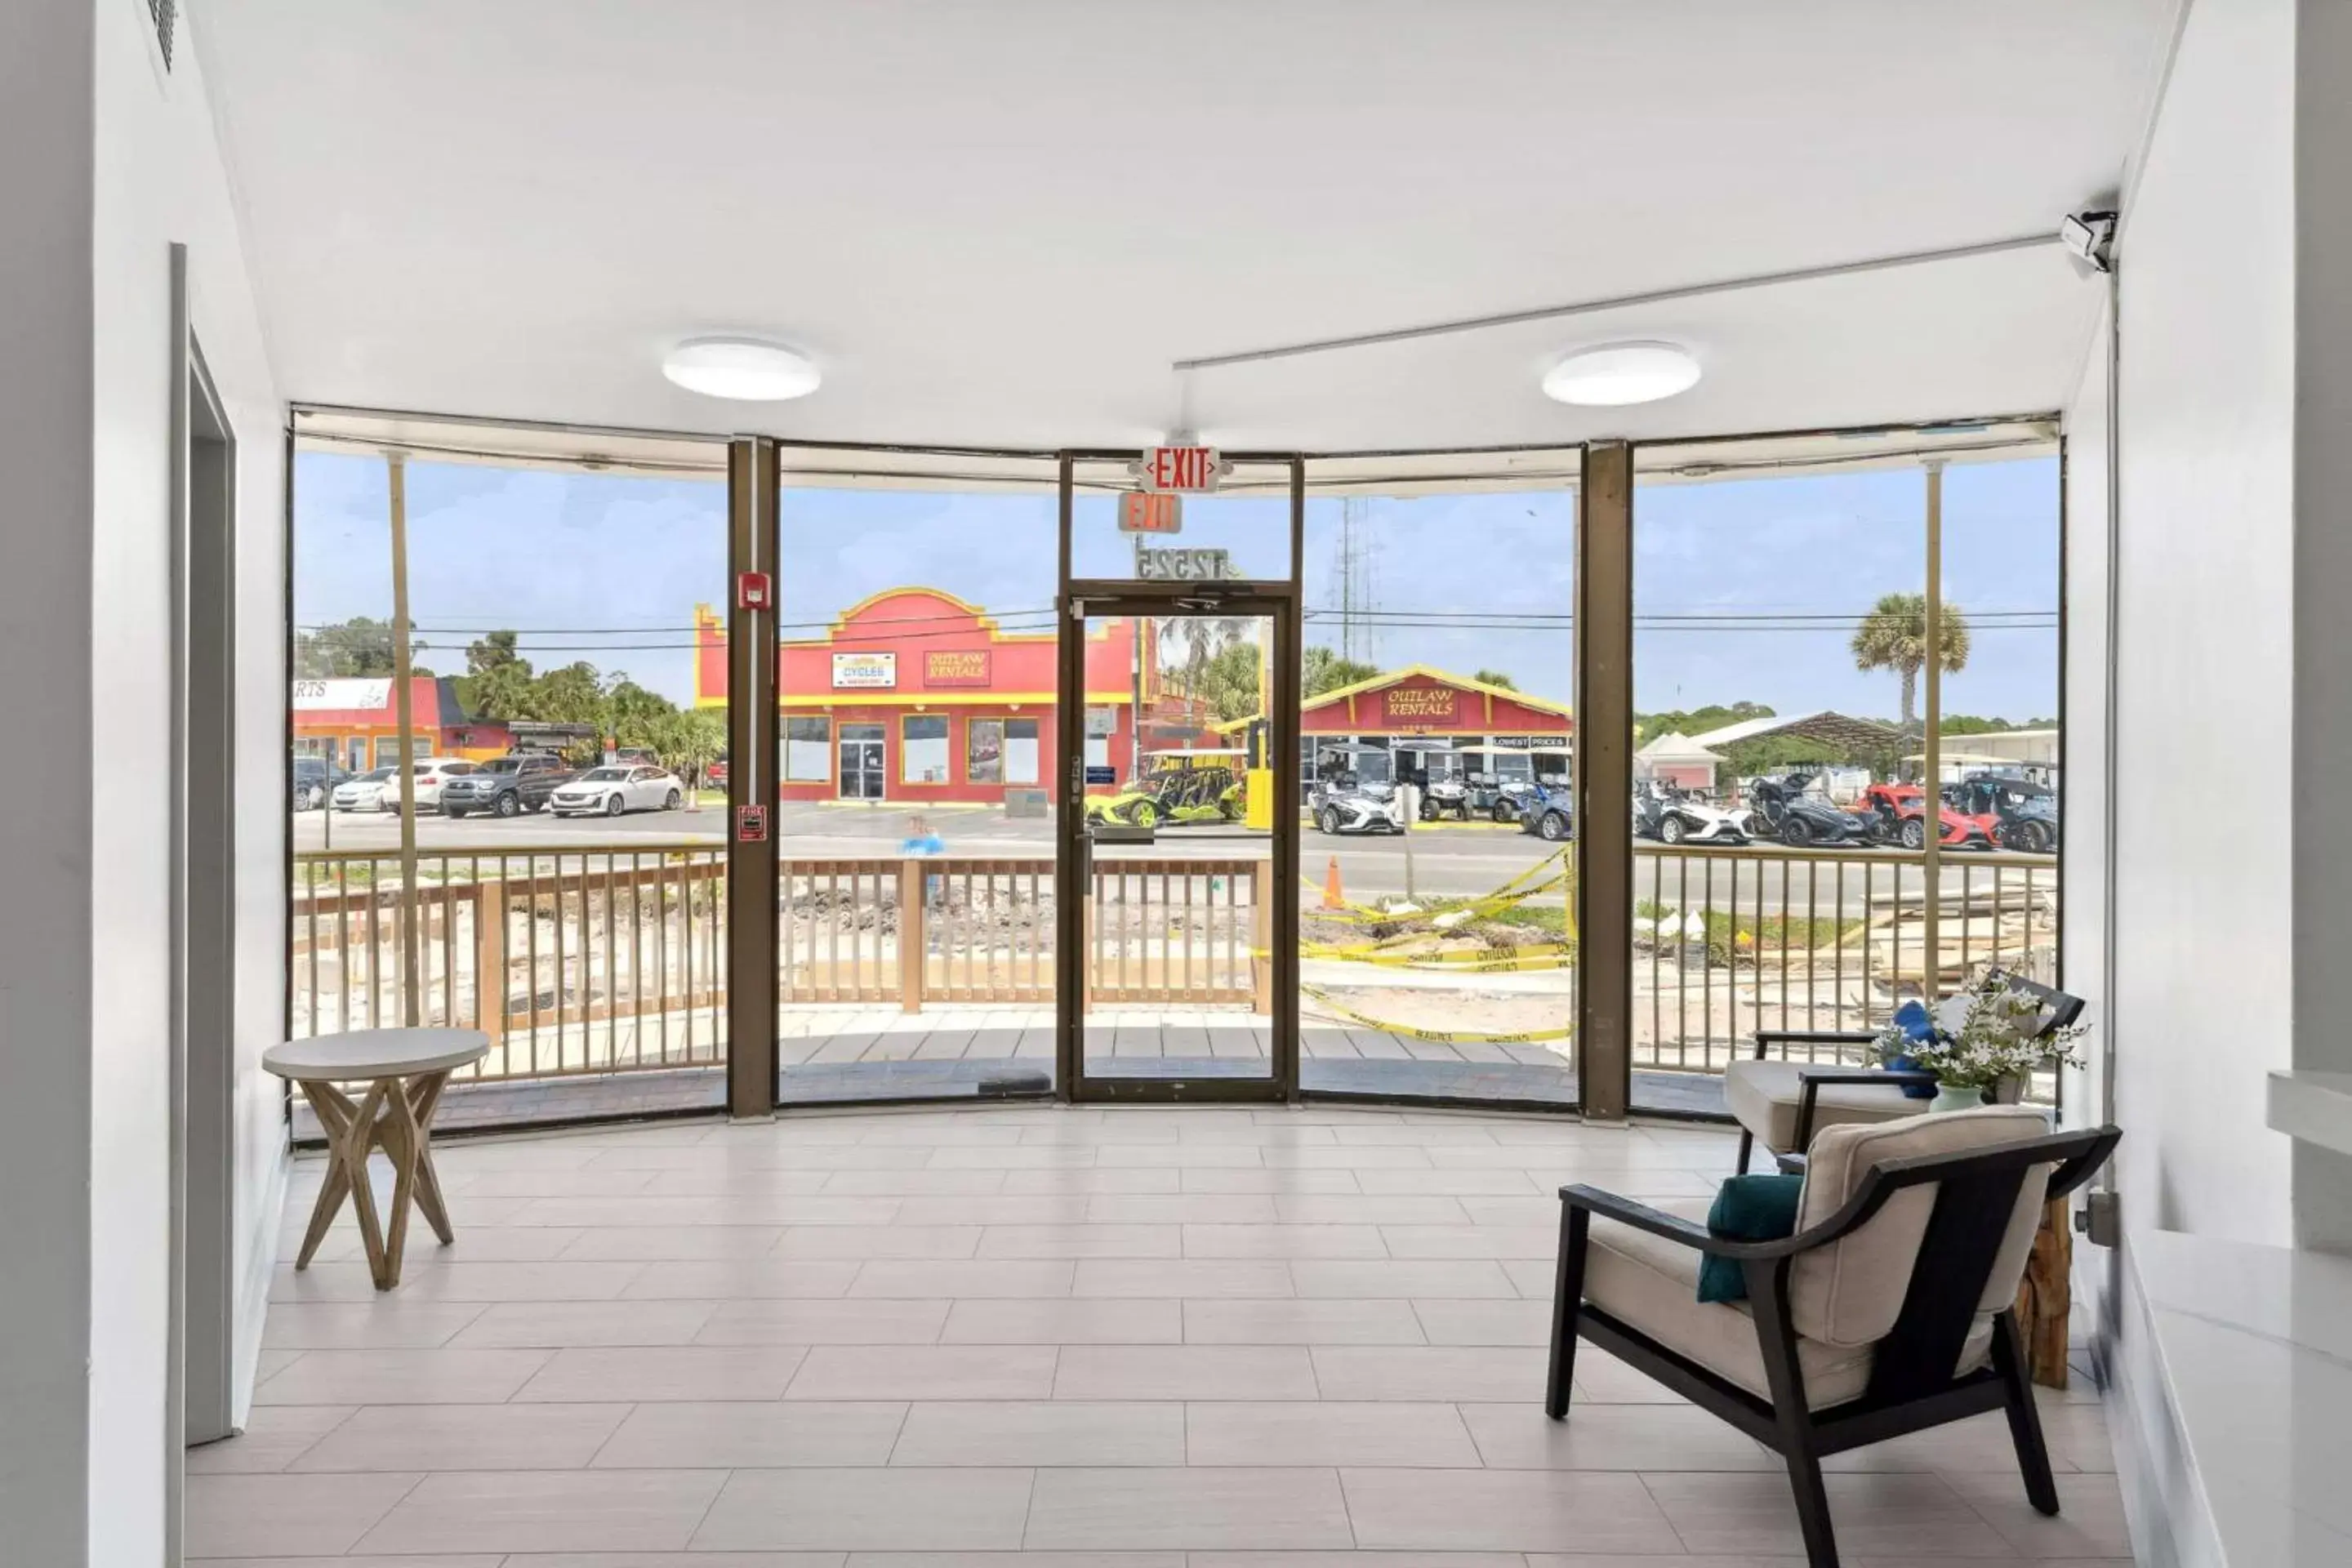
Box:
[1137,445,1225,493]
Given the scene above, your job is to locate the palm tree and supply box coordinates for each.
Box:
[1850,592,1971,729]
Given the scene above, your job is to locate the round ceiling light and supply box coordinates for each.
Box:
[1540,341,1701,407]
[662,337,822,401]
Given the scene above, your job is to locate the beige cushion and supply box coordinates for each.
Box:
[1792,1105,2054,1348]
[1582,1198,1877,1409]
[1723,1058,1919,1153]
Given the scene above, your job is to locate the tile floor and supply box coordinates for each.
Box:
[192,1103,2135,1565]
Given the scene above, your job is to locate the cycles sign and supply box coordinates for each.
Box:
[831,652,897,689]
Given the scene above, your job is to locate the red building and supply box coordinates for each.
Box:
[292,676,513,772]
[695,589,1159,804]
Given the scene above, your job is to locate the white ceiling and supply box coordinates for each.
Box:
[198,1,2171,451]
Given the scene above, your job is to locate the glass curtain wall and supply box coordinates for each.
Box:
[1295,451,1581,1105]
[1625,424,2063,1116]
[287,412,732,1129]
[768,448,1063,1104]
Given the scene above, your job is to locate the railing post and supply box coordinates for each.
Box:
[899,858,924,1013]
[1251,861,1273,1016]
[473,880,506,1048]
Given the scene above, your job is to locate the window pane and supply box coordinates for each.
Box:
[967,718,1005,784]
[1004,717,1040,785]
[902,715,951,783]
[783,715,831,782]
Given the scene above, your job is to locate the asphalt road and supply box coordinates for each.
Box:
[291,800,2024,911]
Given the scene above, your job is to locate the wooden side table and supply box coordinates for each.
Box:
[265,1029,489,1290]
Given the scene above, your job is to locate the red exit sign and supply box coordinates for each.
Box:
[1139,445,1224,493]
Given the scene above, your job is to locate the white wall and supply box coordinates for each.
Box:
[91,5,290,1556]
[0,4,290,1562]
[0,2,98,1561]
[2108,0,2296,1248]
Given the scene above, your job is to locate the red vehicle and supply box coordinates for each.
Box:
[705,755,728,789]
[1860,782,1993,850]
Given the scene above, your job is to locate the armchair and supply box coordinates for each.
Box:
[1545,1107,2119,1568]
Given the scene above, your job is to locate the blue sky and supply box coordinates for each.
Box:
[295,451,2059,721]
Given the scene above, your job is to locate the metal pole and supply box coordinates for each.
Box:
[387,452,422,1026]
[1922,459,1945,1000]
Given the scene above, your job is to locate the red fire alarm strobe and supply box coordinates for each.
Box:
[735,804,768,843]
[737,571,774,610]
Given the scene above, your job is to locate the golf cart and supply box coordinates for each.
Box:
[1945,772,2060,853]
[1309,742,1405,835]
[1748,769,1881,847]
[1392,737,1474,822]
[1458,743,1571,825]
[1083,747,1246,829]
[1633,780,1753,845]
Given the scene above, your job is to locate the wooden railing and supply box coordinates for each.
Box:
[1630,843,2060,1076]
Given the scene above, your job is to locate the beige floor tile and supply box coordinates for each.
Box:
[1459,1400,1779,1469]
[592,1401,909,1468]
[1523,1555,1806,1566]
[1053,1345,1316,1401]
[514,1345,810,1401]
[1023,1467,1352,1550]
[184,1472,424,1557]
[1820,1396,2111,1474]
[845,1555,1178,1567]
[620,1259,863,1298]
[893,1196,1095,1225]
[699,1298,951,1345]
[1291,1260,1517,1298]
[281,1259,649,1302]
[1311,1345,1549,1402]
[1081,1194,1281,1223]
[1378,1223,1557,1259]
[889,1401,1183,1465]
[292,1401,631,1471]
[1071,1259,1294,1298]
[353,1469,728,1555]
[848,1258,1077,1297]
[261,1301,487,1350]
[1195,1555,1526,1568]
[941,1297,1182,1344]
[1187,1401,1481,1467]
[775,1224,985,1259]
[1411,1297,1553,1346]
[1941,1468,2138,1557]
[1002,1166,1182,1194]
[1179,1223,1387,1258]
[691,1468,1035,1551]
[1177,1167,1361,1194]
[1570,1345,1698,1402]
[182,1556,503,1567]
[821,1167,1013,1194]
[975,1223,1184,1258]
[1273,1195,1471,1224]
[559,1225,787,1259]
[184,1405,356,1474]
[1340,1466,1679,1552]
[448,1299,718,1347]
[1642,1469,2015,1557]
[1352,1168,1548,1196]
[1181,1297,1426,1345]
[254,1348,553,1405]
[789,1345,1059,1400]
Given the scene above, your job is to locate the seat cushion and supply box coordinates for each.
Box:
[1723,1059,1919,1154]
[1793,1106,2054,1348]
[1582,1198,1875,1409]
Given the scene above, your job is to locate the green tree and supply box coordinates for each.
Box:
[651,707,728,784]
[1302,646,1379,697]
[1851,592,1971,730]
[1472,668,1518,690]
[1194,641,1263,723]
[456,630,536,719]
[1635,700,1773,746]
[529,662,608,727]
[604,677,677,749]
[294,616,400,678]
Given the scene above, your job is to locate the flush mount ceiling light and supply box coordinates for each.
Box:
[1540,341,1701,407]
[662,337,822,401]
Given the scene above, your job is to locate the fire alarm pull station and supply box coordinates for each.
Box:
[736,804,768,842]
[737,571,773,610]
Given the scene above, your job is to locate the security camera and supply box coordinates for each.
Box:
[2060,211,2117,275]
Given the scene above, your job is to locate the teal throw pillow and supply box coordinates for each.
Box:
[1697,1174,1804,1303]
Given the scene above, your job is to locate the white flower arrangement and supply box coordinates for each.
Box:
[1900,973,2087,1092]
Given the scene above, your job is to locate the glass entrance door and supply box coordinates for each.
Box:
[1058,594,1297,1099]
[836,724,885,800]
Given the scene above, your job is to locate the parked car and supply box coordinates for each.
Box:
[292,755,348,812]
[548,764,686,817]
[1309,743,1404,835]
[705,755,728,790]
[1945,773,2060,853]
[1517,781,1575,842]
[1859,780,1995,850]
[329,759,475,813]
[1749,770,1881,847]
[1633,782,1752,845]
[440,752,575,818]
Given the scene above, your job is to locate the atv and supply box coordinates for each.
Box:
[1517,780,1575,842]
[1633,782,1752,845]
[1310,742,1405,835]
[1945,773,2060,853]
[1083,749,1245,829]
[1859,780,1994,851]
[1750,770,1881,848]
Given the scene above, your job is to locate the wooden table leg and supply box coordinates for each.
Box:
[2014,1195,2074,1389]
[342,1080,394,1290]
[292,1080,359,1270]
[377,1076,423,1290]
[405,1070,457,1245]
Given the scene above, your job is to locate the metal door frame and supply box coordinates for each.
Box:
[1054,451,1305,1102]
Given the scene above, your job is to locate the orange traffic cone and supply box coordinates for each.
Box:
[1321,854,1345,911]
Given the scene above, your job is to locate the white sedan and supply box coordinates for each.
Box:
[547,764,684,817]
[329,759,476,813]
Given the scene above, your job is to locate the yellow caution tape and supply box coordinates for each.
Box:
[1302,984,1576,1045]
[1293,941,1570,973]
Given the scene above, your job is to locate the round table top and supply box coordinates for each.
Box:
[265,1028,491,1080]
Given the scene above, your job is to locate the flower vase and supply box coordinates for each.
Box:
[1930,1081,1986,1114]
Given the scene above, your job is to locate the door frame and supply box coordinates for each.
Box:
[1054,451,1306,1102]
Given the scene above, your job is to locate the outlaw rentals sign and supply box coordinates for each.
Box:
[1383,685,1459,726]
[924,649,992,687]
